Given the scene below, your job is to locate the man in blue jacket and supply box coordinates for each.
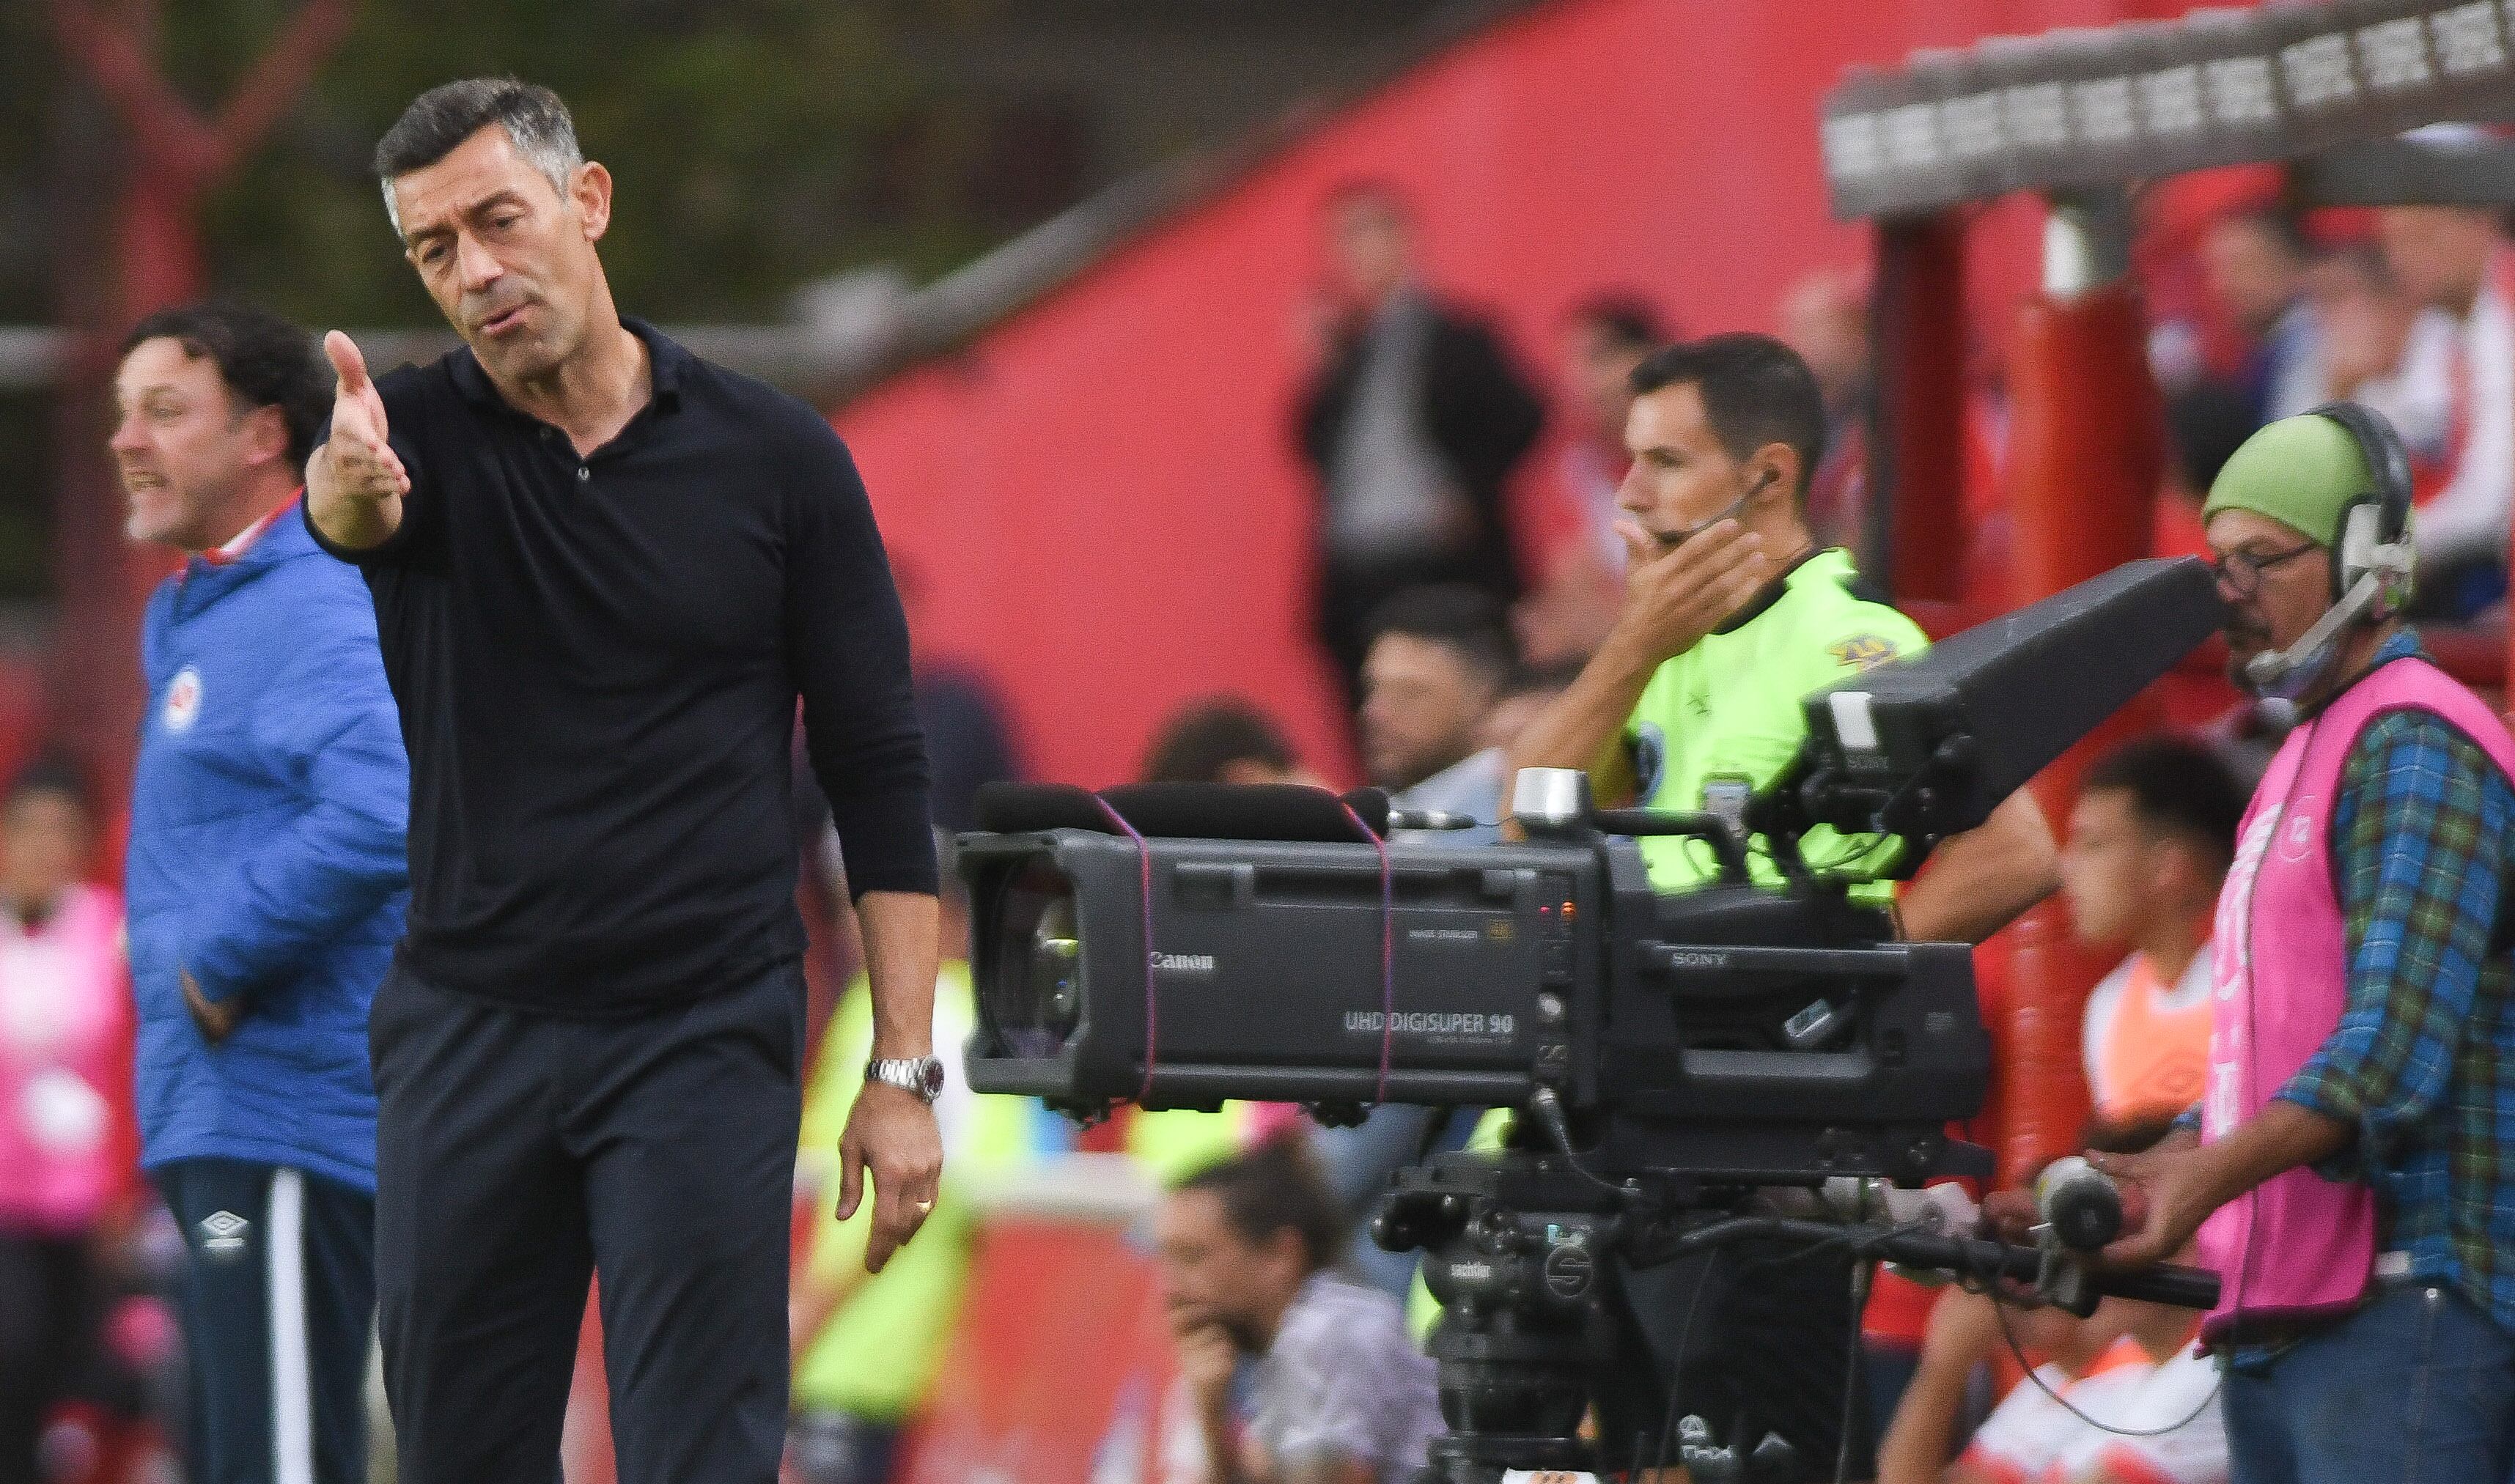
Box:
[113,301,409,1484]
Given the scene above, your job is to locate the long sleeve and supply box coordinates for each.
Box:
[2277,709,2511,1164]
[183,619,410,1004]
[784,423,937,899]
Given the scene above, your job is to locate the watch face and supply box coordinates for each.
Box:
[919,1058,945,1096]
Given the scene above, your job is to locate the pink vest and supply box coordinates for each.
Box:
[2201,657,2515,1339]
[0,885,129,1233]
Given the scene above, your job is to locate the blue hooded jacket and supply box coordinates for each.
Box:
[128,503,408,1193]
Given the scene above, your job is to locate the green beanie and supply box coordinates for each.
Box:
[2201,413,2390,548]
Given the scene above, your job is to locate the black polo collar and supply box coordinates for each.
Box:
[1712,546,1830,635]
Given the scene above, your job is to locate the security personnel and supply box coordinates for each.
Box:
[1506,332,2058,1480]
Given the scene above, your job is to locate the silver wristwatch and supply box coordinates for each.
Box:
[866,1055,946,1105]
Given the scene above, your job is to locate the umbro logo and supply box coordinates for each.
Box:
[199,1210,250,1258]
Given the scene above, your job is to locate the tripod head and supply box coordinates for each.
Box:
[1373,1148,2217,1484]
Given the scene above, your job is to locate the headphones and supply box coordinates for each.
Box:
[2307,400,2415,615]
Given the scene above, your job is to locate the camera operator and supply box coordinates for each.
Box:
[1879,1119,2228,1484]
[2066,412,2515,1483]
[1155,1139,1443,1484]
[1505,333,2060,1480]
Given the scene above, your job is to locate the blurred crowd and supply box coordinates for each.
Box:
[758,166,2515,1484]
[11,143,2515,1484]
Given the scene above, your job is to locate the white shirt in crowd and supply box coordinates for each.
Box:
[1960,1337,2227,1484]
[2416,259,2515,570]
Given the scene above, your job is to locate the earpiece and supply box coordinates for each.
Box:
[2308,402,2415,615]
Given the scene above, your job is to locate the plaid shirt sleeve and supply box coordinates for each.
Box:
[2276,706,2512,1168]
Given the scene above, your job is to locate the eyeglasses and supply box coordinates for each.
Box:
[2209,539,2319,597]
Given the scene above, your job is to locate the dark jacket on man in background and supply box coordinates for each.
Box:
[1295,289,1544,714]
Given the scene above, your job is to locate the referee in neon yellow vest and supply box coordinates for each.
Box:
[1503,332,2060,1480]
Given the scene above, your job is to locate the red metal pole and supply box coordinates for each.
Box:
[1872,213,1970,616]
[45,0,352,808]
[1991,204,2164,1189]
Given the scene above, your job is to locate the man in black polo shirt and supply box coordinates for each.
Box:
[304,79,943,1484]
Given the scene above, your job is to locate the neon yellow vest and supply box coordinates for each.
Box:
[1407,561,1925,1336]
[793,964,1034,1419]
[1624,547,1926,906]
[792,970,1256,1416]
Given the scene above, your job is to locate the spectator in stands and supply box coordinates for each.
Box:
[1361,585,1517,839]
[1476,657,1582,760]
[1289,592,1526,1296]
[1143,699,1323,788]
[1521,294,1665,665]
[1317,585,1525,1298]
[2379,188,2515,616]
[1156,1138,1443,1484]
[2302,243,2457,466]
[1878,732,2238,1445]
[0,758,129,1484]
[1778,267,1874,551]
[1295,181,1545,721]
[2061,738,2245,1129]
[2201,208,2321,424]
[117,301,409,1484]
[2088,413,2515,1483]
[788,836,1025,1484]
[1880,1122,2226,1484]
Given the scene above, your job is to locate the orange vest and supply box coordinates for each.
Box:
[2092,952,2212,1125]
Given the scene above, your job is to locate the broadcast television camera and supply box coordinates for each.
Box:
[961,558,2231,1483]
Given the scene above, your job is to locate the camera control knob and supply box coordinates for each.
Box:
[1510,767,1593,835]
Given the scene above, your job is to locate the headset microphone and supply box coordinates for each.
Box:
[1657,468,1779,551]
[2238,401,2417,723]
[2242,535,2415,725]
[2243,570,2383,691]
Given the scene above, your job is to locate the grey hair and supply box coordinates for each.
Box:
[374,78,583,241]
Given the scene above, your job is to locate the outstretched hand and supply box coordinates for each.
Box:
[306,332,412,552]
[317,331,409,501]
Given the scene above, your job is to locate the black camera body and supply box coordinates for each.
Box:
[964,819,1989,1185]
[962,557,2225,1189]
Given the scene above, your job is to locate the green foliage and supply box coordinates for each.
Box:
[160,0,997,327]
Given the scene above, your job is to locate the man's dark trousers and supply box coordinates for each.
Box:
[371,958,806,1484]
[151,1159,375,1484]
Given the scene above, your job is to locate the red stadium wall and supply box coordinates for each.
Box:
[836,0,2209,789]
